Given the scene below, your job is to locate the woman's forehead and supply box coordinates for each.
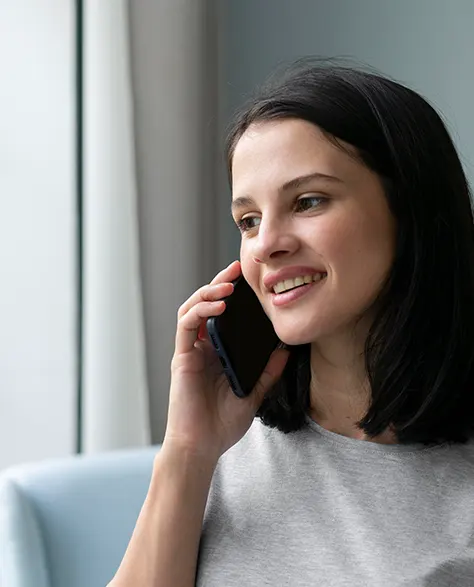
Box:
[231,120,366,197]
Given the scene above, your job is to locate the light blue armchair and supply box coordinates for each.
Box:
[0,446,159,587]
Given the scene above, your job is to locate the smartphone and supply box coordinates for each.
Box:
[206,276,280,398]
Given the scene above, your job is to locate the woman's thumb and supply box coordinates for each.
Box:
[251,347,290,410]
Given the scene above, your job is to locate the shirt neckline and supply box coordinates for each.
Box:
[304,414,446,456]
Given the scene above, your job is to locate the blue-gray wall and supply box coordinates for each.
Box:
[218,0,474,265]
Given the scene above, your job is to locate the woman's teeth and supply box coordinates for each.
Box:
[273,273,326,294]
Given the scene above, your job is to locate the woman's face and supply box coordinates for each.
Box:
[231,119,397,346]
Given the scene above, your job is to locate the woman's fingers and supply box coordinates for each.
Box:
[175,300,226,355]
[174,260,241,355]
[209,260,241,285]
[177,282,233,321]
[177,260,240,320]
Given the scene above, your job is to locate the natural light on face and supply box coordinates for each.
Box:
[230,118,397,347]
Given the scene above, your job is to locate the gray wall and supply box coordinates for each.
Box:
[218,0,474,265]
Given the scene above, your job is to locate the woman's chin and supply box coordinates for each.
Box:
[274,319,336,346]
[276,330,318,347]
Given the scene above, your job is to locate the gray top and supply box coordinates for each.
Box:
[196,415,474,586]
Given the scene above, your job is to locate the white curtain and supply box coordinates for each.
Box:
[82,0,150,452]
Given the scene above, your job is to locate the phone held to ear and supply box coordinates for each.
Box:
[207,276,280,398]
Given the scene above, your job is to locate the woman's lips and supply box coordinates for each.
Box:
[270,277,326,307]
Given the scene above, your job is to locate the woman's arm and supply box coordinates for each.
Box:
[108,445,217,587]
[108,259,287,586]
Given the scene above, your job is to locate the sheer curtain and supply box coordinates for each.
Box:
[0,0,76,469]
[82,0,150,452]
[82,0,220,450]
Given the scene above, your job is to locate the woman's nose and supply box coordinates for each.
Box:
[252,218,299,264]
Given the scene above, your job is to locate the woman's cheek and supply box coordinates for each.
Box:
[239,249,255,286]
[320,215,360,257]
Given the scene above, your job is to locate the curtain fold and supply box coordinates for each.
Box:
[128,0,219,443]
[82,0,150,452]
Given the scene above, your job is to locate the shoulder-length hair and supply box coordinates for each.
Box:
[225,59,474,447]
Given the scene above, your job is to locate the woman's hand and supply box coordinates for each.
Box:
[163,260,289,464]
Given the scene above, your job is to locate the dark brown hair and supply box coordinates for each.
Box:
[225,59,474,447]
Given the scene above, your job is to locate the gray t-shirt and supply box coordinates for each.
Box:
[196,415,474,586]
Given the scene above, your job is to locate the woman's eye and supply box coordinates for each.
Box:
[236,216,261,232]
[236,196,326,232]
[296,195,327,211]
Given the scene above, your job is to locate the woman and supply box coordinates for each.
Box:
[109,60,474,587]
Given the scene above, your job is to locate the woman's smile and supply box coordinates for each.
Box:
[269,272,328,307]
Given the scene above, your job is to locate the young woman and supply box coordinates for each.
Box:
[109,60,474,587]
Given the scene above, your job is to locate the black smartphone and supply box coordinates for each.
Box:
[206,276,280,398]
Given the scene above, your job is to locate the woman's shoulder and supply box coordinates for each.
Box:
[219,417,279,465]
[214,416,306,488]
[221,416,300,461]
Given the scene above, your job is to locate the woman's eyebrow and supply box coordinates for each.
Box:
[231,172,343,213]
[281,171,343,192]
[231,196,255,214]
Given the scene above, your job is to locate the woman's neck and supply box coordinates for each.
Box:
[308,335,398,444]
